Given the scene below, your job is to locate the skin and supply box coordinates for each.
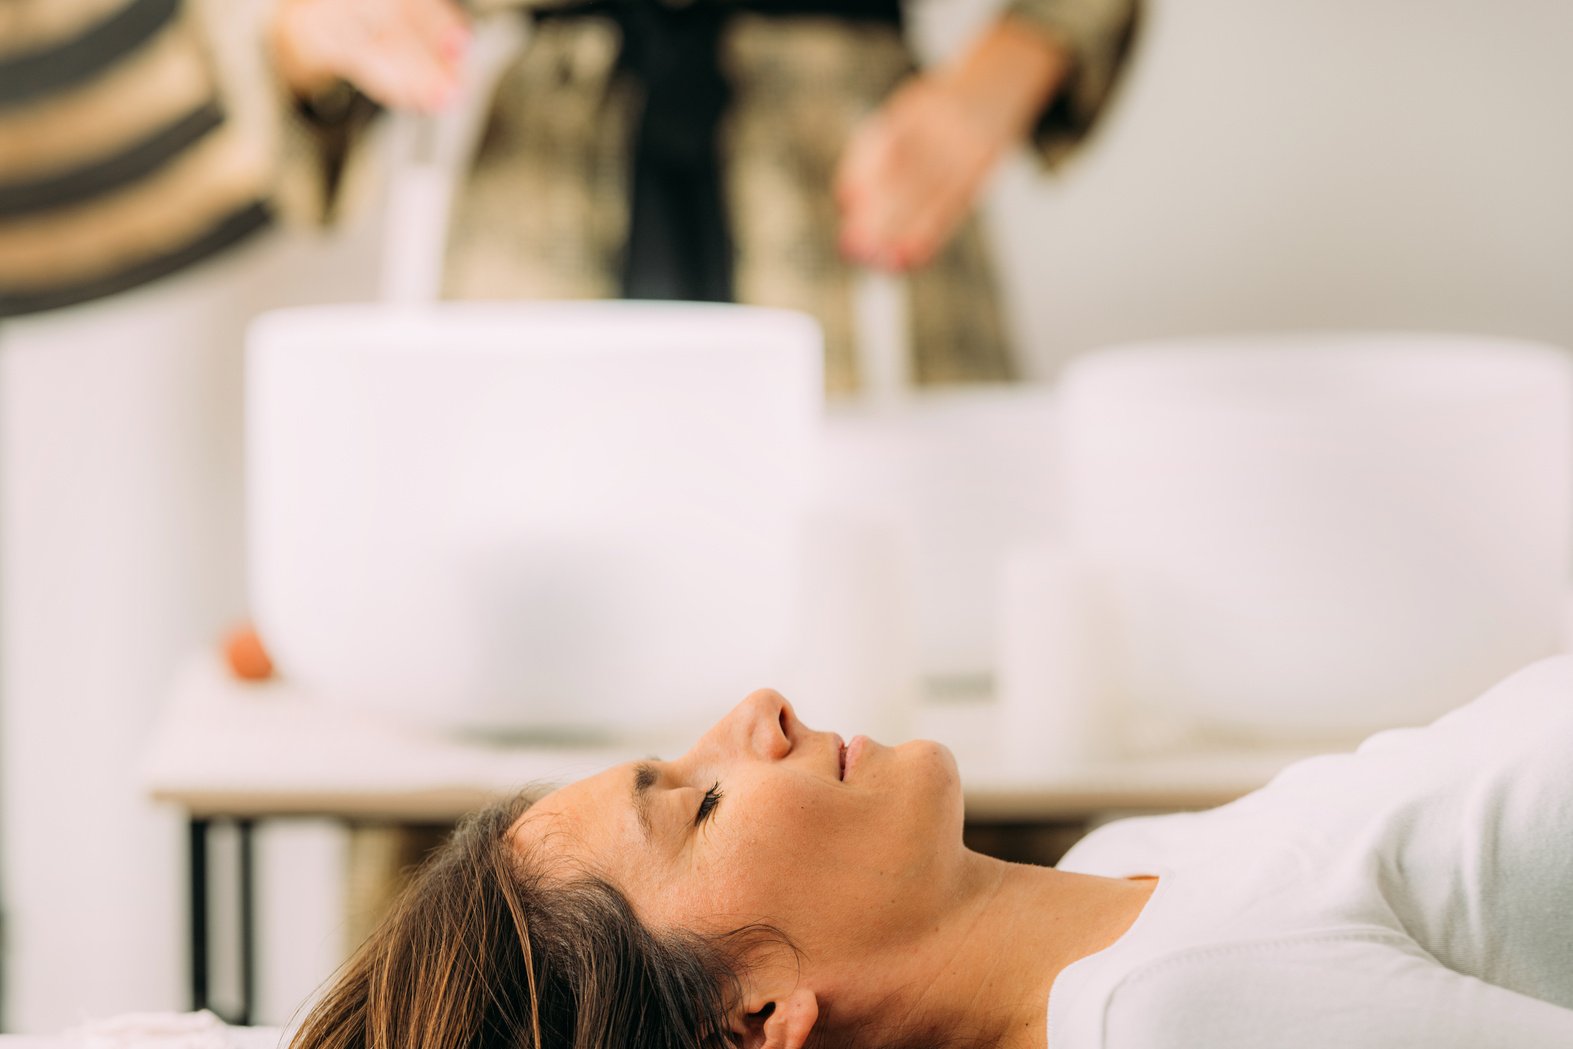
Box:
[268,0,1069,273]
[835,18,1069,272]
[511,689,1157,1049]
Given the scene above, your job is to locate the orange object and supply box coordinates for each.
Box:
[224,624,275,681]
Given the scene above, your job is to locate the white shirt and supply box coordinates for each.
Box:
[1048,655,1573,1048]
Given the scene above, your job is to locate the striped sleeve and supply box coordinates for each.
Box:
[0,0,272,317]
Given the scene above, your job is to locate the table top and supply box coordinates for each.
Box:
[143,657,1338,822]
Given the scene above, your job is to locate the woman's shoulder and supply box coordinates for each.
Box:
[1098,928,1573,1049]
[1413,653,1573,743]
[1348,653,1573,802]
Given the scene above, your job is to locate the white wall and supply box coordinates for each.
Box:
[1,0,1569,1034]
[958,0,1573,372]
[0,224,379,1032]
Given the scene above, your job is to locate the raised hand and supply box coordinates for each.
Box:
[269,0,471,111]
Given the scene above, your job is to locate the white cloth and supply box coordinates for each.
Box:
[0,1013,286,1049]
[69,1012,279,1049]
[1049,654,1573,1048]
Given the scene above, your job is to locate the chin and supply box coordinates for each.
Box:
[908,738,959,777]
[897,738,963,806]
[893,739,969,861]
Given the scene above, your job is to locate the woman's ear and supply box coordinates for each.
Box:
[738,987,819,1049]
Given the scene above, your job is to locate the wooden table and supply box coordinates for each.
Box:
[143,656,1332,1023]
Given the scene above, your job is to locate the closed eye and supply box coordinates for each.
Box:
[695,781,723,826]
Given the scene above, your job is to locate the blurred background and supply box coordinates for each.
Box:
[1,0,1571,1036]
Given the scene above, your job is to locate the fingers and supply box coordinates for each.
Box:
[402,0,472,68]
[273,0,470,111]
[835,107,911,266]
[839,130,958,269]
[351,26,456,111]
[352,0,470,110]
[834,77,999,272]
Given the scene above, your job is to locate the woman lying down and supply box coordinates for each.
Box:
[292,655,1573,1049]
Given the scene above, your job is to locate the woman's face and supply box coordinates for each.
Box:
[511,689,967,968]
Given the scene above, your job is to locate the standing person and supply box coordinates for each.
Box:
[264,0,1141,391]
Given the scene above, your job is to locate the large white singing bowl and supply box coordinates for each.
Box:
[1061,333,1573,741]
[248,302,822,738]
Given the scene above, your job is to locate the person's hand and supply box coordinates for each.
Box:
[835,74,1009,272]
[269,0,471,112]
[834,18,1069,272]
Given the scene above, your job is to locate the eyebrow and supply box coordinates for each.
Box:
[631,760,658,841]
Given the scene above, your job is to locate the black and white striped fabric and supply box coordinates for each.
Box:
[0,0,273,317]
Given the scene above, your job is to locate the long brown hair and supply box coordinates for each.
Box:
[289,790,784,1049]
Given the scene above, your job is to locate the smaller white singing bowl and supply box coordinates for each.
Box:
[1059,332,1573,741]
[247,301,823,739]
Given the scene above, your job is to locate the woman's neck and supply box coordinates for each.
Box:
[873,852,1156,1049]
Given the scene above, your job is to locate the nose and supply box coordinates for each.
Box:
[716,688,794,761]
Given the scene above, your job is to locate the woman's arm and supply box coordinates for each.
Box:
[835,17,1069,272]
[835,0,1140,273]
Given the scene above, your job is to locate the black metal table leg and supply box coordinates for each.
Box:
[189,818,211,1013]
[237,819,256,1026]
[189,816,258,1025]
